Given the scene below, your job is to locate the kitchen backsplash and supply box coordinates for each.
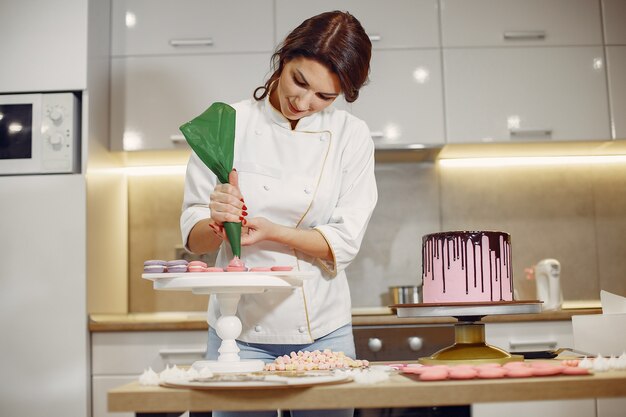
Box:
[128,157,626,311]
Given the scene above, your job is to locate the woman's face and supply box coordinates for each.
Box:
[270,57,341,124]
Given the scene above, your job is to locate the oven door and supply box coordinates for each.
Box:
[0,94,43,175]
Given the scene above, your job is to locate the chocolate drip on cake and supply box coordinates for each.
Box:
[422,231,513,302]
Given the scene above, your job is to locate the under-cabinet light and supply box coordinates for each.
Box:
[438,154,626,168]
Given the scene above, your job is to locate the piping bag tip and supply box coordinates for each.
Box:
[224,221,241,258]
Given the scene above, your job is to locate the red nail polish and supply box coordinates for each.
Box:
[240,198,244,203]
[242,204,248,211]
[242,211,248,216]
[242,219,247,226]
[239,216,244,221]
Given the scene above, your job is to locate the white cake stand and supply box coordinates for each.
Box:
[393,301,542,365]
[143,271,314,373]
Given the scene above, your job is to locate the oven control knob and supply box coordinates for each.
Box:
[367,337,383,352]
[48,106,64,123]
[408,336,423,351]
[48,133,64,150]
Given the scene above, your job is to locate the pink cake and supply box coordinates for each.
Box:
[422,231,513,303]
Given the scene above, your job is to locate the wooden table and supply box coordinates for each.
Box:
[109,369,626,415]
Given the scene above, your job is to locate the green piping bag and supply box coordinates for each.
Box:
[179,102,241,257]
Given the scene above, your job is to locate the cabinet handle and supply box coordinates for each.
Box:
[169,38,214,47]
[509,128,553,138]
[508,339,557,350]
[170,134,186,143]
[159,347,206,357]
[370,131,385,139]
[503,31,546,41]
[368,34,382,42]
[407,336,423,352]
[367,337,383,352]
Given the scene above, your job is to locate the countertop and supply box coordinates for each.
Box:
[89,305,602,332]
[108,366,626,412]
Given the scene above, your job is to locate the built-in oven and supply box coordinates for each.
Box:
[0,92,80,175]
[353,324,470,417]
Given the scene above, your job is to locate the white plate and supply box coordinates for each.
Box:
[142,271,316,294]
[160,372,351,389]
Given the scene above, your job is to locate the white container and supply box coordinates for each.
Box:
[534,259,563,311]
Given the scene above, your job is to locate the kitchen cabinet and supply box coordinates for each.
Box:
[91,330,207,417]
[602,0,626,45]
[276,0,444,148]
[473,319,594,417]
[440,0,603,47]
[110,53,271,151]
[109,0,273,151]
[275,0,440,49]
[111,0,274,56]
[0,0,87,92]
[606,47,626,139]
[444,47,611,143]
[351,49,445,147]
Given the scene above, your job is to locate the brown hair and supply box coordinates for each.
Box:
[254,11,371,103]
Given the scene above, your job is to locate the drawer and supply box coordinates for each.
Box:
[92,331,208,375]
[441,0,602,47]
[111,0,274,56]
[353,325,455,362]
[276,0,440,49]
[484,321,574,353]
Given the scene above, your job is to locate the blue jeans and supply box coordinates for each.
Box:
[199,323,355,417]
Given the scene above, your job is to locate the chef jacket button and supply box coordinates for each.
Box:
[304,187,312,194]
[298,326,307,333]
[319,134,326,141]
[263,185,270,191]
[254,325,262,332]
[255,129,263,136]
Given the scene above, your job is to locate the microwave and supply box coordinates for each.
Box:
[0,92,80,175]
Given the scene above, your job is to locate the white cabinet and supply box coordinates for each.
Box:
[275,0,440,49]
[473,320,595,417]
[276,0,444,148]
[0,0,87,92]
[441,0,603,47]
[602,0,626,45]
[109,0,274,151]
[111,0,274,56]
[351,49,445,147]
[110,53,270,150]
[91,330,207,417]
[606,47,626,139]
[444,47,611,143]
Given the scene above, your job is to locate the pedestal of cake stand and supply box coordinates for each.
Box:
[394,301,542,365]
[142,271,314,373]
[192,292,265,373]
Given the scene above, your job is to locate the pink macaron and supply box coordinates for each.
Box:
[271,266,293,271]
[188,261,208,273]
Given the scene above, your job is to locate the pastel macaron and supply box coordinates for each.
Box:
[166,259,189,273]
[143,260,167,273]
[270,266,293,271]
[226,266,248,272]
[188,261,208,273]
[249,267,272,272]
[205,267,224,272]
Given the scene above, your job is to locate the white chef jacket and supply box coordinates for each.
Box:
[180,96,377,344]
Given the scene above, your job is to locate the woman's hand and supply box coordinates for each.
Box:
[240,217,279,246]
[209,169,246,225]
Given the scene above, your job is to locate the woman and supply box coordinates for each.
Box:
[181,10,377,417]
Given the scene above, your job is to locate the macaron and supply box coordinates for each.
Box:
[249,267,272,272]
[271,266,293,271]
[166,259,189,273]
[205,267,224,272]
[188,261,208,273]
[143,260,167,273]
[226,266,248,272]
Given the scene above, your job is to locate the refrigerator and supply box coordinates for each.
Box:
[0,173,88,416]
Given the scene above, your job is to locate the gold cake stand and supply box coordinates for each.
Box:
[392,301,542,365]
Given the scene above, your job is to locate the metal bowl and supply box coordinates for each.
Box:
[389,285,422,305]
